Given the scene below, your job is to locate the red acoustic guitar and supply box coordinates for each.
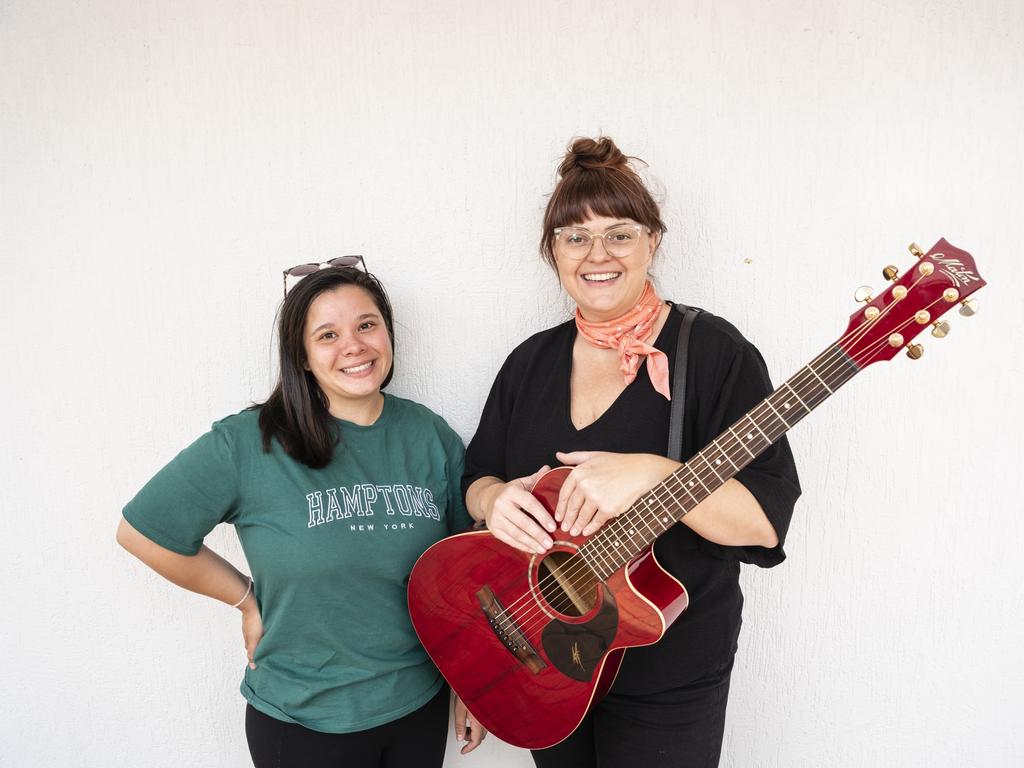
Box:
[408,238,985,749]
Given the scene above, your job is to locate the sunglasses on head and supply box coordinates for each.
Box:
[282,255,366,296]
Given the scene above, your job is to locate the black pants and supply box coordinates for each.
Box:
[531,663,732,768]
[245,686,449,768]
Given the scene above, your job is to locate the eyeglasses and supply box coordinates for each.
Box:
[282,255,365,296]
[552,224,647,260]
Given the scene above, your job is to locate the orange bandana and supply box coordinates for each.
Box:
[574,281,671,400]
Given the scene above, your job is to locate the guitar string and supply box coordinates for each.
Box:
[496,279,939,628]
[593,285,950,595]
[498,333,919,643]
[489,278,947,634]
[626,276,943,561]
[495,282,943,633]
[498,310,931,638]
[501,346,855,633]
[540,292,952,631]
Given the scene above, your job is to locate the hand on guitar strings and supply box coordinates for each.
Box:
[555,451,680,537]
[479,465,556,554]
[453,694,487,754]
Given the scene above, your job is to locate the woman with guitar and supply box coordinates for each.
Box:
[117,264,485,767]
[463,137,801,767]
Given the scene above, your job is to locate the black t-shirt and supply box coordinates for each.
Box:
[463,304,801,693]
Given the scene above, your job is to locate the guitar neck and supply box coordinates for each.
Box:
[579,342,860,580]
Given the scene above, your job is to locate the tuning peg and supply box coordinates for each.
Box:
[906,343,924,360]
[854,285,874,303]
[931,320,950,338]
[908,242,924,258]
[882,265,900,282]
[959,298,978,317]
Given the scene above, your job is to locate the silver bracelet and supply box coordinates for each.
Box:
[231,577,253,608]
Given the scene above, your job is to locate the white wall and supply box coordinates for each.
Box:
[1,1,1021,766]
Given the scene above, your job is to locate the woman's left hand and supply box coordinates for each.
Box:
[555,451,679,537]
[453,695,487,754]
[239,591,264,670]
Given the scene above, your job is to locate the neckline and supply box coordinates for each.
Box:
[331,393,393,431]
[563,302,678,434]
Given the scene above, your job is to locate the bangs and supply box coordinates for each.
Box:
[548,171,652,229]
[540,166,665,264]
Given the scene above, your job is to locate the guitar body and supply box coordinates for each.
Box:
[409,238,986,751]
[408,467,689,749]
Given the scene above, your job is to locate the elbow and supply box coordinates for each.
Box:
[750,509,779,548]
[116,517,137,553]
[728,525,777,549]
[747,497,779,548]
[722,514,777,549]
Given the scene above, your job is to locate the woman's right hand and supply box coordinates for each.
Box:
[478,466,556,554]
[238,591,264,670]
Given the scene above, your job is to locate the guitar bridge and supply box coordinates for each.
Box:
[476,585,547,674]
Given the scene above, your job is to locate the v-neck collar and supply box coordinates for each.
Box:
[562,302,676,434]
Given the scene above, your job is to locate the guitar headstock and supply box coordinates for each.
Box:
[837,238,985,369]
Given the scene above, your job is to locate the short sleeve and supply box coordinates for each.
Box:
[122,422,241,555]
[688,331,801,568]
[462,353,517,495]
[440,426,472,533]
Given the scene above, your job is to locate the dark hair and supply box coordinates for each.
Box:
[257,267,395,468]
[540,137,667,266]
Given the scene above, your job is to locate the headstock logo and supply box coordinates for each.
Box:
[931,254,981,288]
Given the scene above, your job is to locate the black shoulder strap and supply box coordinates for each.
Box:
[668,303,701,462]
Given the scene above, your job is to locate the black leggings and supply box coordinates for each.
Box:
[531,662,733,768]
[245,686,449,768]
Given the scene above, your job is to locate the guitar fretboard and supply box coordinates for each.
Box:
[577,343,860,581]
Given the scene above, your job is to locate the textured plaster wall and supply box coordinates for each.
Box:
[1,1,1021,766]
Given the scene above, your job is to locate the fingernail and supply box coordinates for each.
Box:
[545,522,555,532]
[543,539,553,549]
[571,528,579,536]
[249,662,256,670]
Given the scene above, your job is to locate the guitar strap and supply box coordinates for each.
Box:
[668,303,701,462]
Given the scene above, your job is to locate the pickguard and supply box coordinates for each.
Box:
[540,588,618,681]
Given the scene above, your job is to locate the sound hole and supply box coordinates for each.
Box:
[537,551,599,617]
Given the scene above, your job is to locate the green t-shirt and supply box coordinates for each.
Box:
[123,394,471,733]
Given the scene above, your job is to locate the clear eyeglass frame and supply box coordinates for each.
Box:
[552,223,647,260]
[282,255,366,296]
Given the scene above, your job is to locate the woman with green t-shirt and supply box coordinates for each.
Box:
[117,263,485,767]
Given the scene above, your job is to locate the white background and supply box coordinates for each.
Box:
[1,1,1021,766]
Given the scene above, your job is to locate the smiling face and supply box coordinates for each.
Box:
[554,212,659,322]
[303,284,393,422]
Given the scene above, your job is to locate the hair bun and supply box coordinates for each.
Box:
[558,137,630,177]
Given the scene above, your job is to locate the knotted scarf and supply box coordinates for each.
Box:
[574,281,670,400]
